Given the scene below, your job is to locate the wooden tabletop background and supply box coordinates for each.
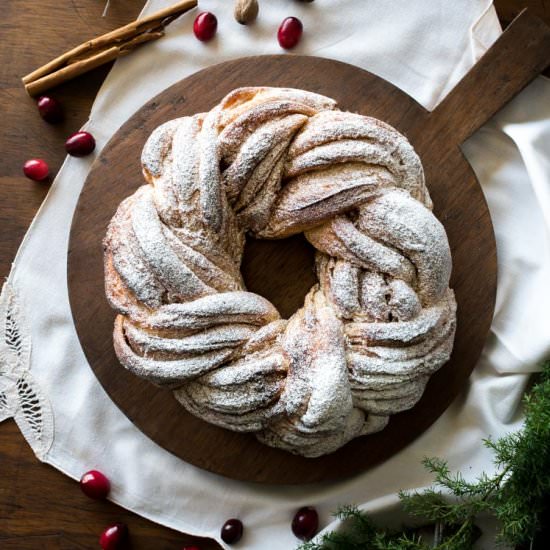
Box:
[0,1,548,548]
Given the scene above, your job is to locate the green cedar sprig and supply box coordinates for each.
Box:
[299,361,550,550]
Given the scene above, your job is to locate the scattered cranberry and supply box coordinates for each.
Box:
[181,546,201,550]
[292,506,319,541]
[65,131,96,157]
[23,159,49,181]
[80,470,110,500]
[37,96,64,123]
[99,523,129,550]
[278,17,303,49]
[193,12,218,42]
[221,518,243,544]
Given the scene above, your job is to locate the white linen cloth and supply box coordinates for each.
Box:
[1,1,549,548]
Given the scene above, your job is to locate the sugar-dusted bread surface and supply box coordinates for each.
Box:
[103,87,456,457]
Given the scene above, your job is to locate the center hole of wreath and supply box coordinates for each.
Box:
[241,234,317,319]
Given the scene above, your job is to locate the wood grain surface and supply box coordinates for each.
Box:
[1,0,548,547]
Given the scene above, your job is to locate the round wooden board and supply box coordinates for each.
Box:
[68,55,497,484]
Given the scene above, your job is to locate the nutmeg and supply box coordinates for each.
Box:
[234,0,259,25]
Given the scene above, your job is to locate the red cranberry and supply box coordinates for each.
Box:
[80,469,110,499]
[37,96,63,123]
[23,159,49,181]
[193,12,217,42]
[278,17,303,49]
[99,523,129,550]
[292,506,319,541]
[65,131,96,157]
[221,518,243,544]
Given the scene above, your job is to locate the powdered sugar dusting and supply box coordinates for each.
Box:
[103,86,457,457]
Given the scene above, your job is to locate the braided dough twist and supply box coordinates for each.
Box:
[104,87,457,457]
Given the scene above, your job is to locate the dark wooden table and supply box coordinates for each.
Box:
[0,1,548,548]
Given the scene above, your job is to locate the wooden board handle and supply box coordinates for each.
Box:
[427,10,550,146]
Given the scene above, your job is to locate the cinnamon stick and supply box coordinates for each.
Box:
[22,0,197,96]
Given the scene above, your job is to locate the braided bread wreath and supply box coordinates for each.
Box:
[103,87,457,458]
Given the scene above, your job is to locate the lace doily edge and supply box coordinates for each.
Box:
[0,281,54,460]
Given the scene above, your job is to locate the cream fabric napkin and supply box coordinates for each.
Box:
[1,1,549,548]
